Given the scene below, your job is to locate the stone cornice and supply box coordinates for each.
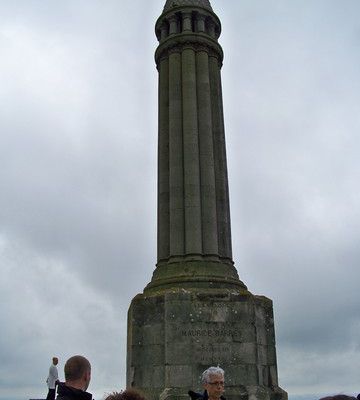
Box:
[155,32,223,66]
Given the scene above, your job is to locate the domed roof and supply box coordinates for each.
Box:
[163,0,213,12]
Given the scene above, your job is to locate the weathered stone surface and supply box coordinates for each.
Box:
[163,0,213,12]
[127,289,287,400]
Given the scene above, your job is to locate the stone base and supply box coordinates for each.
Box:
[146,260,247,292]
[127,287,287,400]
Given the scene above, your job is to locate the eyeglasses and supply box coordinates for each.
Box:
[208,381,225,386]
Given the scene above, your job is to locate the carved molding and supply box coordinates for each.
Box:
[168,45,182,55]
[155,33,223,66]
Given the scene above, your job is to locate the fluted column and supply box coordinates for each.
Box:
[168,48,185,256]
[182,46,202,254]
[209,54,232,260]
[196,49,218,255]
[150,2,244,290]
[157,57,170,261]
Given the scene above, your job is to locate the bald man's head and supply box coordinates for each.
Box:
[64,355,91,391]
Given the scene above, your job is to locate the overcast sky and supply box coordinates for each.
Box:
[0,1,359,400]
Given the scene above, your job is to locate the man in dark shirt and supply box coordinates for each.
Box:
[189,366,226,400]
[56,355,92,400]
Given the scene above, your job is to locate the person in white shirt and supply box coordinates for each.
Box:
[46,357,59,400]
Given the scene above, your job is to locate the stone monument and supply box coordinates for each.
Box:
[127,1,287,399]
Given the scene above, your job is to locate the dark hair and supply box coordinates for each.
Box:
[64,355,91,382]
[104,389,146,400]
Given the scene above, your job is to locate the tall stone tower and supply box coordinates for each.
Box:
[127,1,287,400]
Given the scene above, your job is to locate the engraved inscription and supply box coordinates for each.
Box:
[195,343,231,363]
[196,302,229,309]
[181,328,240,338]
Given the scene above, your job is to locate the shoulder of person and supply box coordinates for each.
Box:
[188,391,205,399]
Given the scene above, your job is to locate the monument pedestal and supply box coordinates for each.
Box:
[127,287,287,400]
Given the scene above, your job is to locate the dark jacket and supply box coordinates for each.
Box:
[188,390,226,400]
[56,383,92,400]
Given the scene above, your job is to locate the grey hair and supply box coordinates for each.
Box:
[201,366,225,384]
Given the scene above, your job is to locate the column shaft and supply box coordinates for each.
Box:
[169,51,185,255]
[157,58,170,261]
[209,55,232,260]
[196,50,218,255]
[182,47,202,254]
